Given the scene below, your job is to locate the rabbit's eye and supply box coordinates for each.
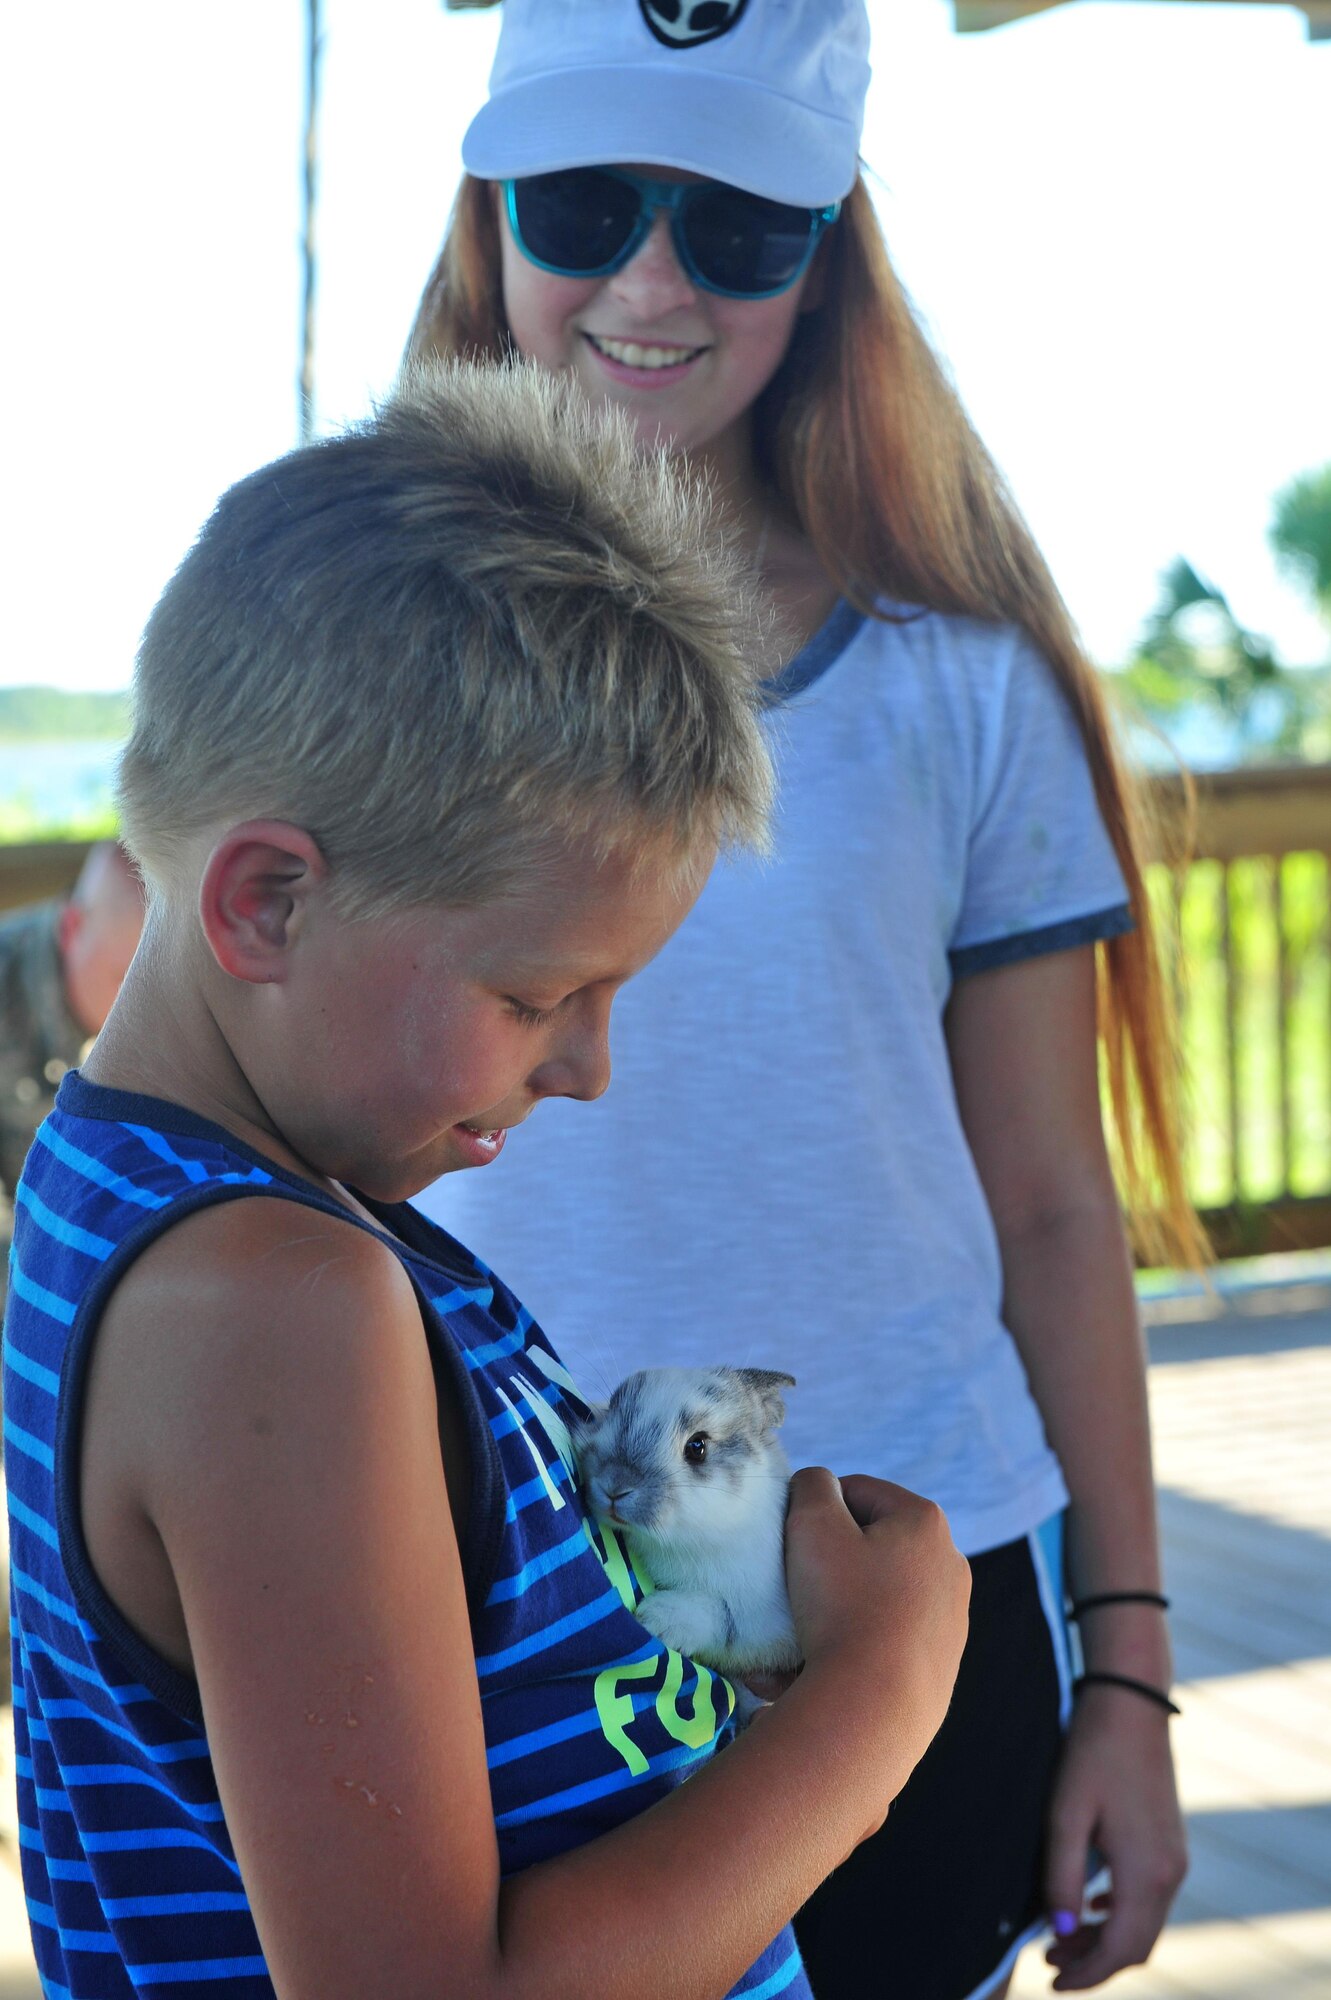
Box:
[684,1433,709,1464]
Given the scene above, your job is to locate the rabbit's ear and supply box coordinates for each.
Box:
[735,1368,796,1428]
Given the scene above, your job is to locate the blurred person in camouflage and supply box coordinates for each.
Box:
[0,840,144,1206]
[0,841,142,1703]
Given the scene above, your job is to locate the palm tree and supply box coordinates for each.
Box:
[1139,557,1277,702]
[1122,558,1322,761]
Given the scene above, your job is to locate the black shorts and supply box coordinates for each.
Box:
[793,1515,1072,2000]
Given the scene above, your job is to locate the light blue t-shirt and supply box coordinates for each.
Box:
[417,602,1131,1556]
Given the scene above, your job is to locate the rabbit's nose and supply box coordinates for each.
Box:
[605,1485,637,1505]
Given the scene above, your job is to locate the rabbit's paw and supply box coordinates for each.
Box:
[636,1588,730,1663]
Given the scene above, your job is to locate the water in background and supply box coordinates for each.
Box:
[0,740,122,836]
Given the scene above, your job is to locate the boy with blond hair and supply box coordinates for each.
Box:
[5,362,968,2000]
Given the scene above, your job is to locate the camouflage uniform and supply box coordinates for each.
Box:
[0,898,88,1206]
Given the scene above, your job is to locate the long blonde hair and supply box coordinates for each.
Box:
[406,174,1204,1267]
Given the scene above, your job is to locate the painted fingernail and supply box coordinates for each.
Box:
[1052,1909,1080,1937]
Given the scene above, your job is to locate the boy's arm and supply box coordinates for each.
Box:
[89,1196,968,2000]
[945,945,1187,1989]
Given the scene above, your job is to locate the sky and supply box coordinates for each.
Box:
[4,0,1329,695]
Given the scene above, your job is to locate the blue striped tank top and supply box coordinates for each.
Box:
[4,1073,810,2000]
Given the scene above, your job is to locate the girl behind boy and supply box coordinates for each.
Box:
[411,6,1194,1996]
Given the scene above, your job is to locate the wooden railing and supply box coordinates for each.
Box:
[0,839,94,914]
[1147,765,1331,1259]
[9,769,1331,1260]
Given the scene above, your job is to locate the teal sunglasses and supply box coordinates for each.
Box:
[503,168,840,301]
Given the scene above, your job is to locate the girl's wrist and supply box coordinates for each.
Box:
[1072,1670,1180,1718]
[1074,1606,1174,1683]
[1070,1589,1168,1616]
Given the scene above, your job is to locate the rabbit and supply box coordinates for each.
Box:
[575,1365,800,1681]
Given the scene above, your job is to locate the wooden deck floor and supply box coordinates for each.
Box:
[2,1274,1328,1998]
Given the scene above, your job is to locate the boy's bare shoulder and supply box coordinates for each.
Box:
[107,1189,413,1334]
[88,1193,431,1513]
[83,1187,464,1691]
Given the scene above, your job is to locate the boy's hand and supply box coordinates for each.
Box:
[782,1469,970,1808]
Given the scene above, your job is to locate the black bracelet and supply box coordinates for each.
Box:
[1073,1671,1180,1717]
[1070,1591,1170,1618]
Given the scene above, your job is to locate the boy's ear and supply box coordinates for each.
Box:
[198,821,328,985]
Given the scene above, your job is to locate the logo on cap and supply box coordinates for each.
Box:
[638,1,751,49]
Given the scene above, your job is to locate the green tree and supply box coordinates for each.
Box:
[1120,558,1327,762]
[1271,464,1331,626]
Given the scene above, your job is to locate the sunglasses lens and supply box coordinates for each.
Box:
[683,186,817,296]
[511,170,642,276]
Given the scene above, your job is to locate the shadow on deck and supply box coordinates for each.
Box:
[1013,1278,1331,1996]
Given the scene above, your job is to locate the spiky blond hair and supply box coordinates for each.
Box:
[119,359,773,915]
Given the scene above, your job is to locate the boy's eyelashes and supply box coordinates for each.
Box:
[505,994,564,1028]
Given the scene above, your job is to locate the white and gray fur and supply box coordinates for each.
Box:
[575,1366,800,1679]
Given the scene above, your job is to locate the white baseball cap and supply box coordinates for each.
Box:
[461,0,871,210]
